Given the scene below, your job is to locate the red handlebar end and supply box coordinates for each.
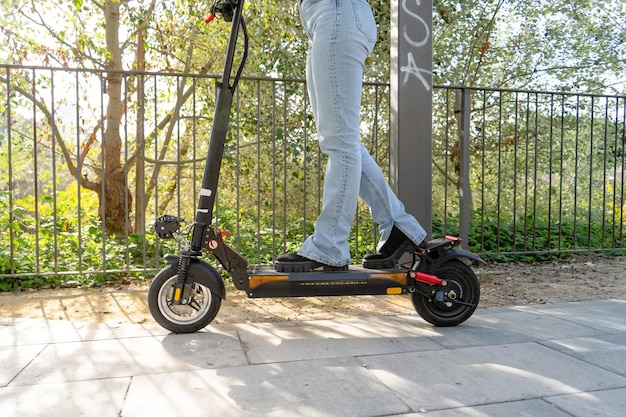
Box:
[205,14,216,24]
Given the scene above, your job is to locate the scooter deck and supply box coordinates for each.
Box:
[246,266,411,298]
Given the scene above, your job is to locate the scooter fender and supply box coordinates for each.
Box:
[430,248,486,270]
[164,254,226,299]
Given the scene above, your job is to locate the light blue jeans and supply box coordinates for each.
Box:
[297,0,426,266]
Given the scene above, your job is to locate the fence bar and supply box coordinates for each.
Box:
[458,88,471,249]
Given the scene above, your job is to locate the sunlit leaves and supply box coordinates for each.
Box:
[432,0,625,93]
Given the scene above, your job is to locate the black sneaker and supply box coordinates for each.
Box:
[362,225,420,269]
[274,253,349,273]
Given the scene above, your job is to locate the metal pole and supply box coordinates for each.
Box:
[459,88,471,249]
[390,0,433,237]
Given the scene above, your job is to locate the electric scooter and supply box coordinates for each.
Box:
[148,0,483,334]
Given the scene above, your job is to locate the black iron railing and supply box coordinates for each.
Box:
[1,64,624,279]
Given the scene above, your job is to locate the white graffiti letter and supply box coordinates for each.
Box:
[400,52,432,90]
[402,0,430,48]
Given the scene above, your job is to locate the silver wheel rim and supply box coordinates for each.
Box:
[157,275,212,325]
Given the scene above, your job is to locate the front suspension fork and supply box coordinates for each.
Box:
[172,243,196,305]
[172,223,248,306]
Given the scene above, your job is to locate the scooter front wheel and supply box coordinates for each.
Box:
[412,260,480,327]
[148,266,221,333]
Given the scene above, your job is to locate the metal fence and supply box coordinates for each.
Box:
[1,64,625,280]
[434,87,625,256]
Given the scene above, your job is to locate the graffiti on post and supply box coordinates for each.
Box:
[399,0,432,90]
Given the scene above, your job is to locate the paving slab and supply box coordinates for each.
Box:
[515,299,626,334]
[545,387,626,417]
[122,356,411,417]
[0,317,87,346]
[0,317,169,346]
[0,344,45,386]
[0,378,129,417]
[422,307,608,348]
[395,399,573,416]
[357,342,626,413]
[233,318,443,364]
[338,314,442,337]
[540,333,626,377]
[9,329,247,386]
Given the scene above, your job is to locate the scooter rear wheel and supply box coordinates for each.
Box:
[148,265,221,333]
[411,260,480,327]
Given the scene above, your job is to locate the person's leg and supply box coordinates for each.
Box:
[358,144,427,250]
[276,0,426,272]
[359,144,427,268]
[275,0,375,271]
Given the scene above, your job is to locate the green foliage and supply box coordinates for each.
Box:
[432,0,626,93]
[0,186,179,291]
[433,206,626,263]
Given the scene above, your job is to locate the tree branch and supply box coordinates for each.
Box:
[0,73,101,192]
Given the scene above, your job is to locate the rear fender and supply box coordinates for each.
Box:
[164,254,226,299]
[430,248,486,271]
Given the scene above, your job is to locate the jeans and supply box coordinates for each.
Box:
[297,0,427,266]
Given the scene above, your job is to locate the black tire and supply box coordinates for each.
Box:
[411,260,480,327]
[148,265,221,333]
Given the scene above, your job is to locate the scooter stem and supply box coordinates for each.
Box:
[190,0,247,253]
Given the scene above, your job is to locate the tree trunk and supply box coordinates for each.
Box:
[102,0,132,235]
[134,22,147,234]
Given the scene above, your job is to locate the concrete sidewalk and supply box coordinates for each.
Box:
[1,300,626,417]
